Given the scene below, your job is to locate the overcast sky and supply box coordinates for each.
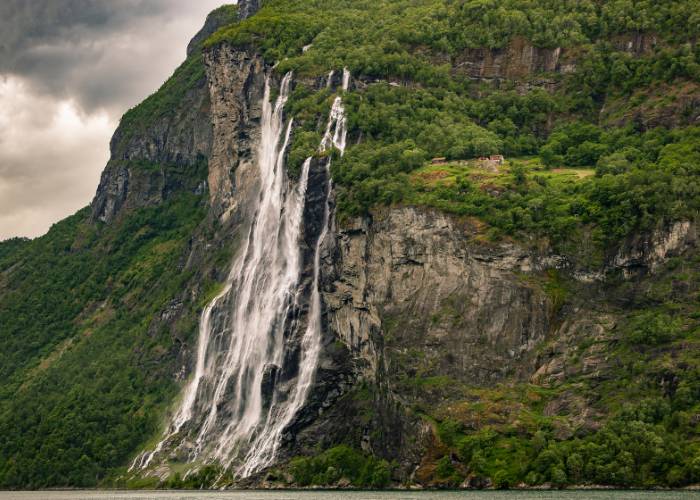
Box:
[0,0,228,240]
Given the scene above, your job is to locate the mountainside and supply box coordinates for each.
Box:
[1,0,700,490]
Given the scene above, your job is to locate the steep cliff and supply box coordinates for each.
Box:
[2,0,700,491]
[286,207,699,487]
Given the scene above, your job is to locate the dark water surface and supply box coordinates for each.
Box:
[1,490,699,500]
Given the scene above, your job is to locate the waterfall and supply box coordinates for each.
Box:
[238,67,350,476]
[133,68,350,478]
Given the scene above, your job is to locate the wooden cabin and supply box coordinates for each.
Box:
[490,155,505,165]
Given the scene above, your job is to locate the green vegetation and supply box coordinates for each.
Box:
[410,251,700,489]
[208,0,700,75]
[0,12,226,485]
[164,465,232,490]
[116,54,206,151]
[433,399,699,487]
[430,397,700,489]
[284,84,333,177]
[201,0,700,254]
[203,4,239,31]
[0,192,208,488]
[289,445,393,488]
[1,0,700,490]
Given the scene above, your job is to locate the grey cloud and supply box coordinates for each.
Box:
[0,0,226,114]
[0,0,228,239]
[0,77,112,238]
[0,1,162,46]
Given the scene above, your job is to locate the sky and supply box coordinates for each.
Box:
[0,0,228,240]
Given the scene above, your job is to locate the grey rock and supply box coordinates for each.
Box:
[453,36,572,88]
[238,0,261,20]
[204,43,266,220]
[91,64,212,223]
[187,6,239,57]
[612,220,697,278]
[325,207,552,386]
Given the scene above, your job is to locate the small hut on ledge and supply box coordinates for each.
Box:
[474,154,505,172]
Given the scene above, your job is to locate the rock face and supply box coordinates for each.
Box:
[610,33,660,56]
[452,33,661,84]
[91,6,242,224]
[238,0,261,20]
[532,313,616,389]
[204,44,267,219]
[278,208,554,467]
[324,208,552,385]
[290,206,698,476]
[612,220,698,278]
[455,37,565,80]
[91,65,212,223]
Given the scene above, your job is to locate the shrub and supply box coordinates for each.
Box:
[626,312,682,346]
[289,445,394,488]
[492,469,513,489]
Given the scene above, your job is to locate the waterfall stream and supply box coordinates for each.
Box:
[133,69,350,478]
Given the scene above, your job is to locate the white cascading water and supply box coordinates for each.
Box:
[238,68,350,477]
[132,68,350,478]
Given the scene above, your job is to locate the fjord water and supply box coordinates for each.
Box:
[134,70,350,477]
[2,491,699,500]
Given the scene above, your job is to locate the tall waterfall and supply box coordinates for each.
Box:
[133,69,350,478]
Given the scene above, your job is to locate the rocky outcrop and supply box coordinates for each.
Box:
[612,220,697,278]
[238,0,261,20]
[91,62,213,223]
[532,312,617,388]
[91,6,254,225]
[610,32,661,57]
[325,208,554,385]
[322,214,697,392]
[452,33,661,85]
[203,44,267,220]
[93,40,274,224]
[453,37,574,84]
[91,162,130,224]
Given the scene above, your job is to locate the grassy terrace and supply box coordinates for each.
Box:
[410,159,595,191]
[406,158,596,235]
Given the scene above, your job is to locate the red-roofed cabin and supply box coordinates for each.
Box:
[490,155,505,165]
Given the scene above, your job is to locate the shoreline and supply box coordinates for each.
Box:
[4,485,700,492]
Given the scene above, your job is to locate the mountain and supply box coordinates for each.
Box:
[1,0,699,490]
